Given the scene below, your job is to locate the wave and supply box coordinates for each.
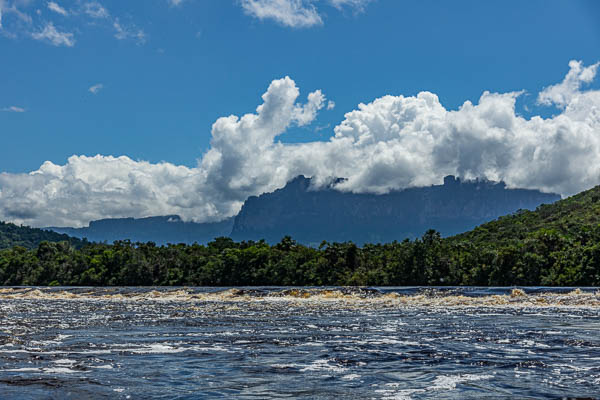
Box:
[0,287,599,308]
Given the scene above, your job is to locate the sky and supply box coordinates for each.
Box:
[1,0,600,227]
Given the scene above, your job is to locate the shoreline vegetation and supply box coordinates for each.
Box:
[1,185,600,287]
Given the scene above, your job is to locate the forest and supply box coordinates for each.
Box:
[1,185,600,287]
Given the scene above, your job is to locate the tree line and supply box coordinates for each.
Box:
[1,227,599,287]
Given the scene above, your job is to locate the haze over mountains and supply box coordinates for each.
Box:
[47,176,559,246]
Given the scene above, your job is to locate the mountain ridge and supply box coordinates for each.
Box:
[31,175,560,246]
[231,175,560,245]
[48,215,234,246]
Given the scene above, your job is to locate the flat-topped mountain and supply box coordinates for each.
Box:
[49,215,234,245]
[231,175,560,245]
[43,176,559,246]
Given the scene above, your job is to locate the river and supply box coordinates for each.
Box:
[0,287,599,399]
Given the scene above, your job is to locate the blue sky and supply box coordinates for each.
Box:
[1,0,600,227]
[2,0,599,172]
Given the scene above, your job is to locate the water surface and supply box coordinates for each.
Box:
[1,287,599,399]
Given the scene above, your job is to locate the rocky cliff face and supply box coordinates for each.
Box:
[49,215,234,245]
[230,176,560,245]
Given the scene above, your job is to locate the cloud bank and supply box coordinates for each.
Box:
[2,60,600,228]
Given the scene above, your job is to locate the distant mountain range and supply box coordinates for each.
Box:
[43,175,560,246]
[231,175,559,245]
[3,178,599,287]
[48,216,234,246]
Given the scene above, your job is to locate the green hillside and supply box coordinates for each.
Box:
[445,185,600,286]
[452,185,600,246]
[0,221,87,250]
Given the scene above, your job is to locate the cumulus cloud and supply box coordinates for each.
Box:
[538,60,600,108]
[199,77,327,208]
[47,1,67,16]
[0,156,203,228]
[241,0,323,28]
[293,89,325,125]
[2,60,600,228]
[88,83,103,94]
[2,105,25,112]
[31,22,74,46]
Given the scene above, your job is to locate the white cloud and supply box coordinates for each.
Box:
[0,156,203,228]
[0,77,328,227]
[0,1,33,26]
[293,89,325,125]
[113,18,146,44]
[327,100,335,110]
[88,83,103,94]
[1,106,25,112]
[538,60,599,108]
[31,22,74,46]
[1,1,149,47]
[47,1,67,16]
[2,61,600,228]
[329,0,372,12]
[82,1,109,18]
[240,0,374,27]
[168,0,185,6]
[241,0,323,28]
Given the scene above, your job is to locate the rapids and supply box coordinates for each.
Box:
[1,287,599,399]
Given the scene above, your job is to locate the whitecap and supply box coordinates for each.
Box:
[431,374,494,390]
[299,359,347,373]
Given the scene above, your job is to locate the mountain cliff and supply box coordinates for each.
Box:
[44,176,560,246]
[231,175,560,245]
[49,215,234,245]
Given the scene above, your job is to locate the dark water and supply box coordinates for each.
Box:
[1,287,599,399]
